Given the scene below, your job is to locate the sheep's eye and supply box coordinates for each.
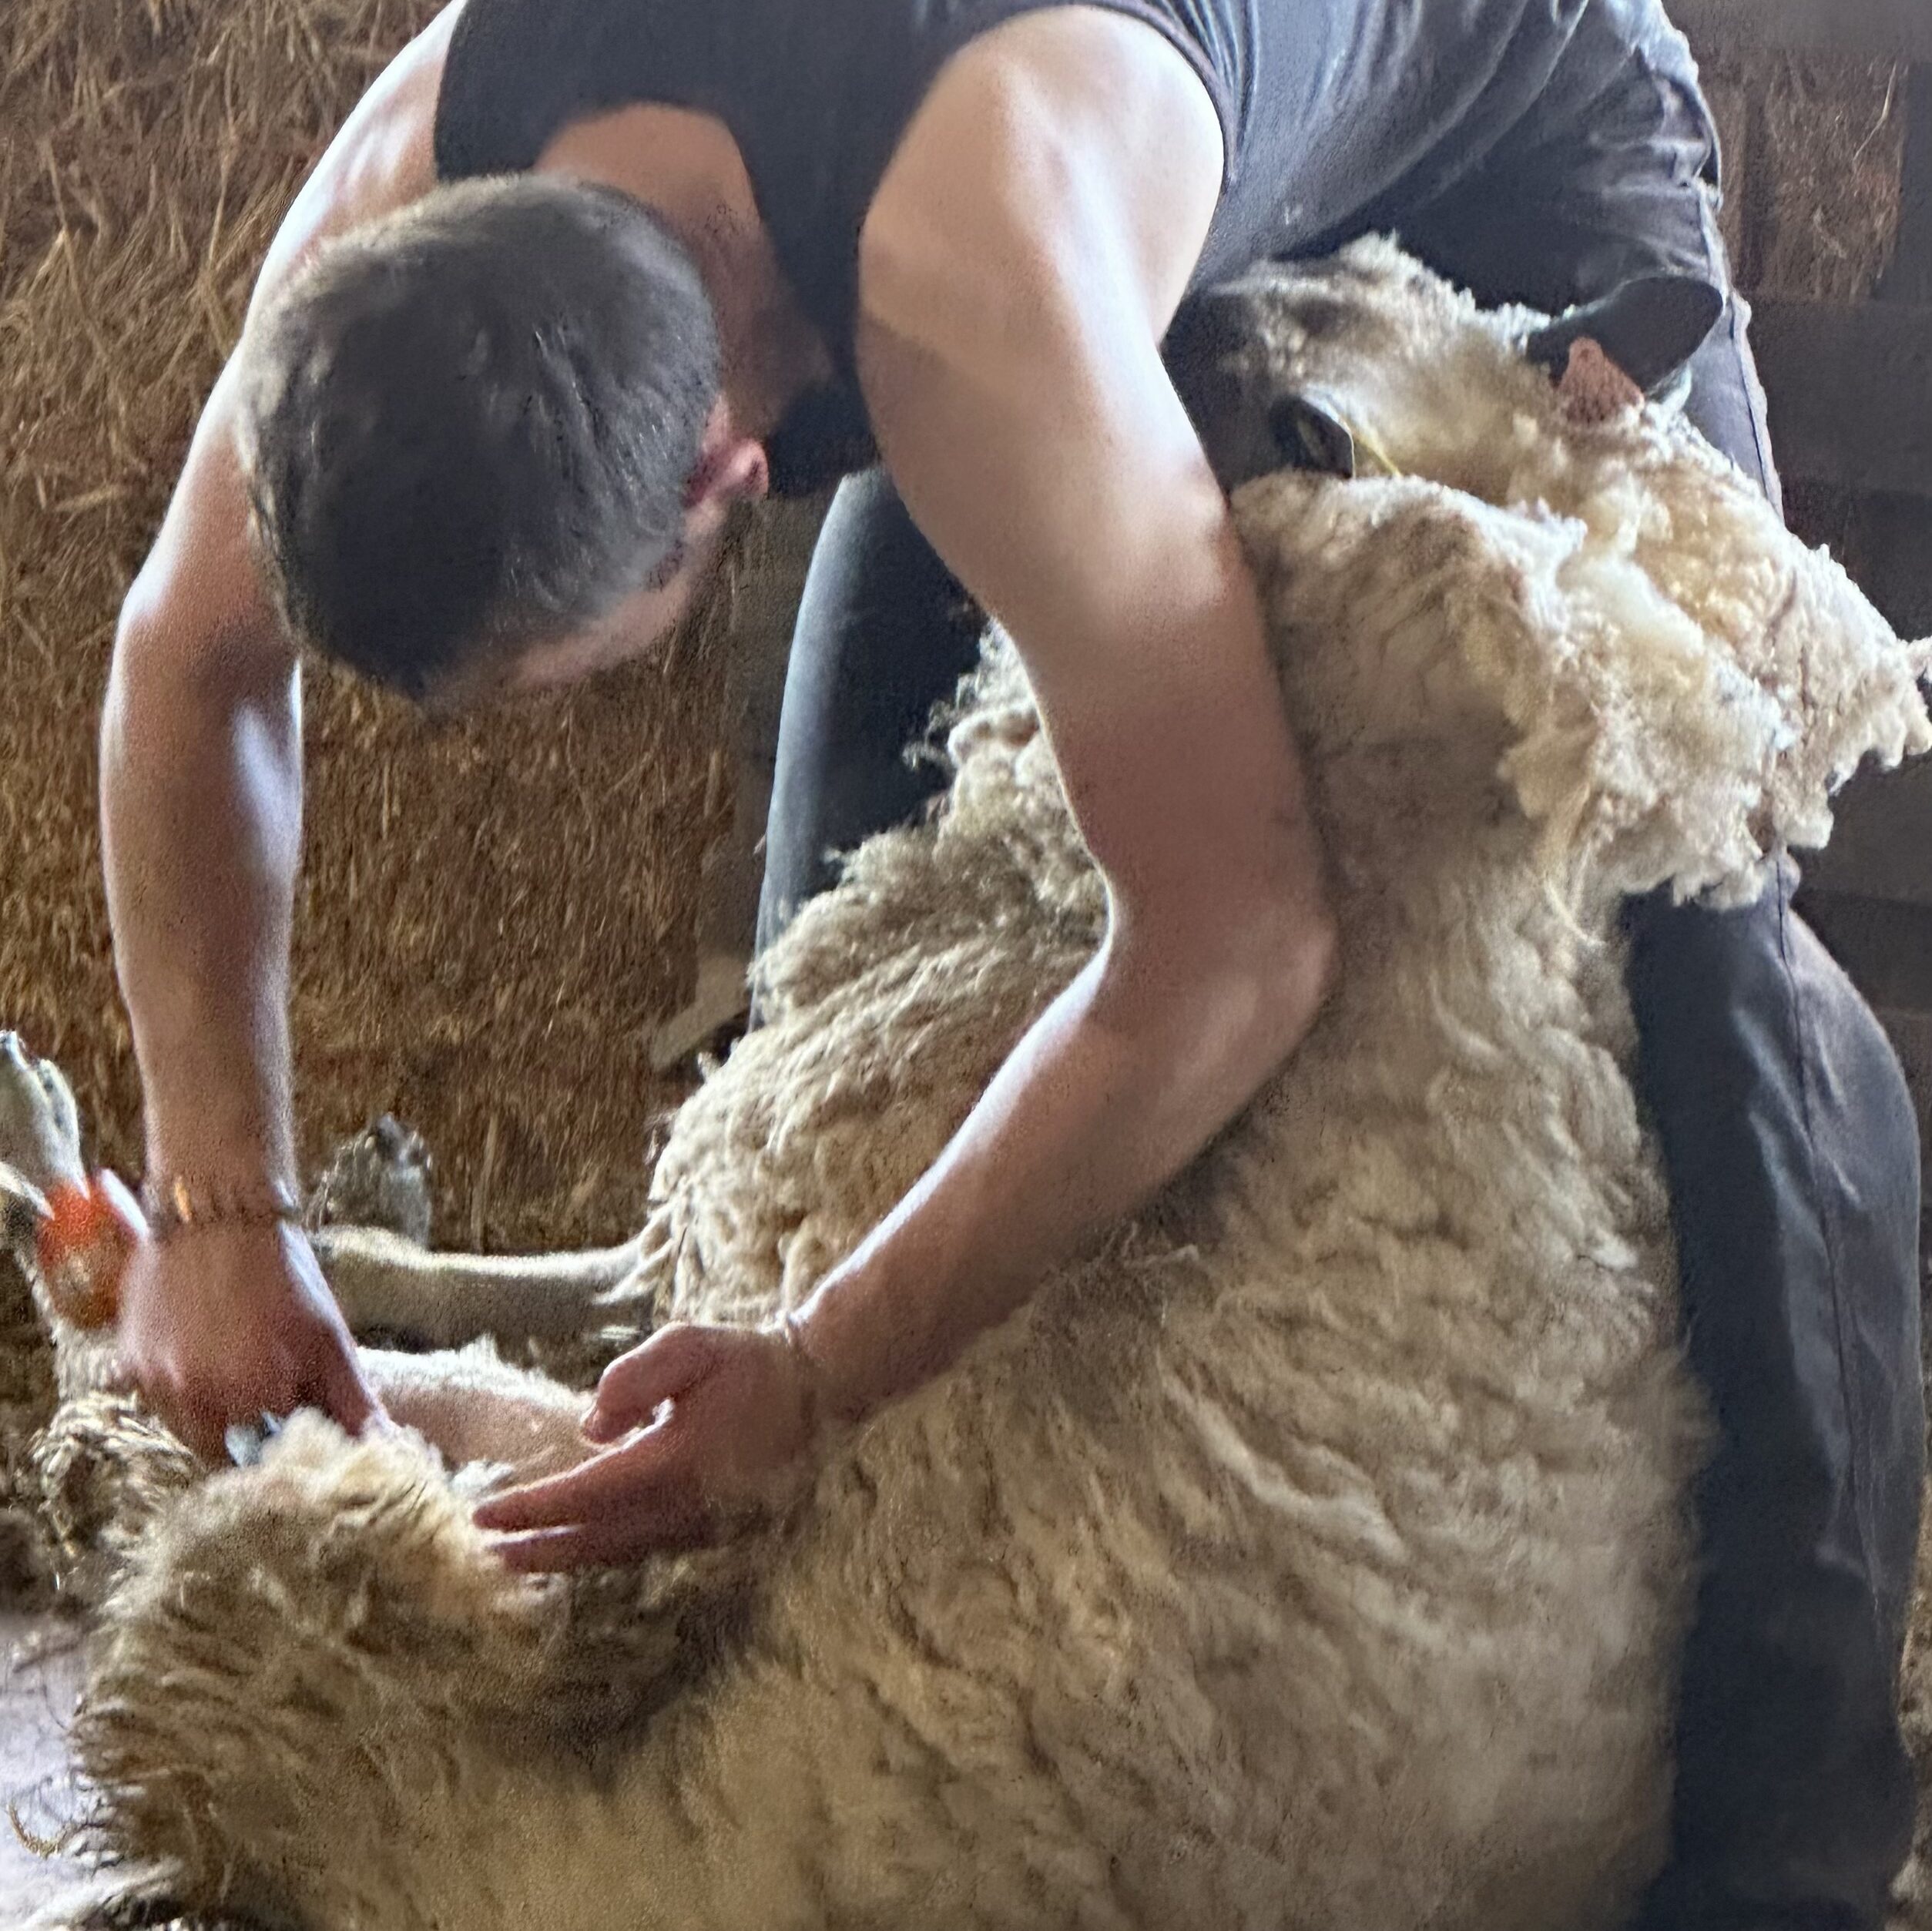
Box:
[1270,395,1357,479]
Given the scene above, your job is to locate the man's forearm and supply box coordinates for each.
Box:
[793,914,1331,1419]
[101,622,304,1185]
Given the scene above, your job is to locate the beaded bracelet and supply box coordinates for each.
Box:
[140,1172,304,1244]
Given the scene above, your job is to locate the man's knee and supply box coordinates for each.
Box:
[757,468,984,958]
[1621,875,1806,1130]
[1622,870,1923,1608]
[1622,870,1920,1282]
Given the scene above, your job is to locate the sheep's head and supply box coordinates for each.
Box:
[1170,234,1729,502]
[1169,240,1932,909]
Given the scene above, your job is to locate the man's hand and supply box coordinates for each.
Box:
[116,1221,384,1463]
[474,1323,820,1569]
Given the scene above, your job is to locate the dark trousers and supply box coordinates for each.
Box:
[755,7,1924,1923]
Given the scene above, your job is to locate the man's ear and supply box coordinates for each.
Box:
[1524,274,1726,398]
[683,402,770,513]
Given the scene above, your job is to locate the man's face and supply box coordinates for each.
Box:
[421,518,726,716]
[416,403,767,716]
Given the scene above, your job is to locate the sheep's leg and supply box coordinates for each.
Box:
[1,1031,656,1389]
[0,1030,85,1206]
[0,1035,126,1400]
[311,1223,653,1352]
[304,1111,659,1353]
[36,1343,595,1608]
[358,1343,595,1479]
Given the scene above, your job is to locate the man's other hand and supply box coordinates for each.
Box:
[116,1219,385,1462]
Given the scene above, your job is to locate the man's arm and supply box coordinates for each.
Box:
[790,31,1337,1416]
[102,8,455,1457]
[105,368,304,1202]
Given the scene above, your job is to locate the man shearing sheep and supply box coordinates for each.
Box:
[100,0,1922,1923]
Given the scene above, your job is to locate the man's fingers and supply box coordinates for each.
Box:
[136,1351,303,1465]
[485,1506,709,1573]
[163,1384,244,1466]
[314,1337,386,1440]
[472,1434,676,1534]
[129,1330,387,1466]
[586,1327,716,1438]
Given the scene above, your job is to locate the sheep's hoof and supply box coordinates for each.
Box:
[0,1031,84,1201]
[305,1115,434,1245]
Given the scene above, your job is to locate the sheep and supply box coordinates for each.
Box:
[12,233,1932,1931]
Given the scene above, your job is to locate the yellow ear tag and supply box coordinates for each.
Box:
[1349,423,1404,479]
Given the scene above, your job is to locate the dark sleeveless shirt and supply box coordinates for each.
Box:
[434,0,1622,491]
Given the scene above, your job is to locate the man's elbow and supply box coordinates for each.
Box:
[100,600,286,832]
[1219,898,1338,1074]
[1102,889,1339,1090]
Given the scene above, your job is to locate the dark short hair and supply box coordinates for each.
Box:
[236,176,721,699]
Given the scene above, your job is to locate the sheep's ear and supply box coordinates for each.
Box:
[1268,394,1357,478]
[1524,275,1725,397]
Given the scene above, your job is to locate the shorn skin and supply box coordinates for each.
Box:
[17,239,1932,1931]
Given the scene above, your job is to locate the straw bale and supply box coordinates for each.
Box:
[1692,40,1908,300]
[1681,27,1912,645]
[1754,50,1908,300]
[0,0,744,1256]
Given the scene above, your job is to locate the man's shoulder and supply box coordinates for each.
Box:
[857,7,1221,344]
[248,2,461,316]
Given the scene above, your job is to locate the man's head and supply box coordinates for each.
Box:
[236,176,768,705]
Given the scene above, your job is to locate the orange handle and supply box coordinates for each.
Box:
[35,1171,146,1331]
